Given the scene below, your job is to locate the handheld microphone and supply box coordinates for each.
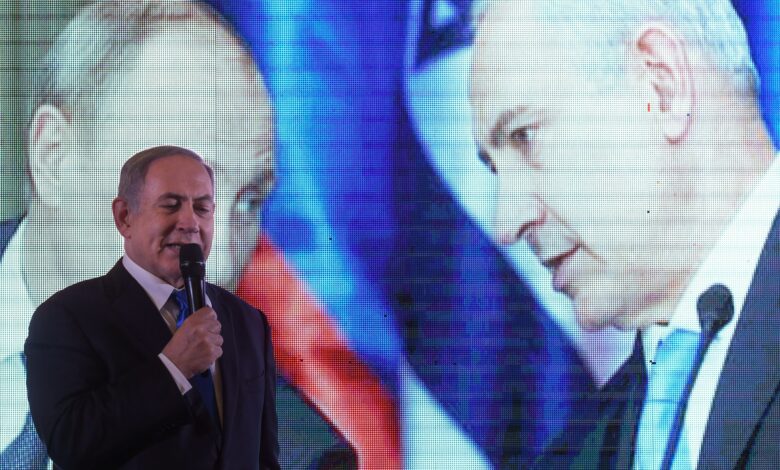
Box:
[179,243,206,313]
[178,244,219,417]
[660,284,734,470]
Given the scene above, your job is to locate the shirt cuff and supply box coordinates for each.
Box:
[158,353,192,395]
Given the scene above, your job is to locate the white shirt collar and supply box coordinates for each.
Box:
[122,254,181,311]
[122,253,212,311]
[643,154,780,363]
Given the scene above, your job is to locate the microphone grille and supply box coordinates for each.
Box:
[179,243,205,278]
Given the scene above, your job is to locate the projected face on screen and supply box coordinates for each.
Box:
[469,1,707,330]
[27,24,274,300]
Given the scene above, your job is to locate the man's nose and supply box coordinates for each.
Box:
[492,176,545,246]
[176,203,200,232]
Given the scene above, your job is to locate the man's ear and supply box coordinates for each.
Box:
[27,104,74,207]
[634,23,694,143]
[112,197,132,237]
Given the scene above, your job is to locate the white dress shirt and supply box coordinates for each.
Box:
[122,254,224,424]
[641,154,780,468]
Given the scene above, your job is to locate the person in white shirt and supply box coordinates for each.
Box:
[469,0,779,467]
[25,146,280,469]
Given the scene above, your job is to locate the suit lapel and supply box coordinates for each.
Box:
[208,286,239,451]
[612,340,646,470]
[96,261,226,458]
[535,334,646,469]
[585,333,646,469]
[698,210,780,469]
[104,260,173,355]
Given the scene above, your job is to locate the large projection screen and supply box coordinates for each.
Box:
[1,1,778,469]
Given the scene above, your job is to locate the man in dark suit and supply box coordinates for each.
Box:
[1,3,352,468]
[25,145,280,469]
[470,0,779,467]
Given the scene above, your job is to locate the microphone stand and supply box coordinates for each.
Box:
[659,284,734,470]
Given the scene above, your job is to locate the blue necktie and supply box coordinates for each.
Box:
[171,289,220,426]
[634,329,699,470]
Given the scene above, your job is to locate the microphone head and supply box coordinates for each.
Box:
[179,243,206,279]
[697,283,734,336]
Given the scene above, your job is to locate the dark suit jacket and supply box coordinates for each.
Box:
[534,209,780,470]
[24,260,280,470]
[4,217,352,470]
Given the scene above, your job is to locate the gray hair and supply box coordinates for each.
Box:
[118,145,214,210]
[471,0,759,95]
[30,1,255,129]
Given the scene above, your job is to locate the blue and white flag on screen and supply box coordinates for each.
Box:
[208,0,406,467]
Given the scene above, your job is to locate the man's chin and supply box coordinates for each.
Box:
[573,307,615,332]
[573,296,648,332]
[571,285,633,332]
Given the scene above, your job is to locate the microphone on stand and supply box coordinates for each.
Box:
[660,283,734,470]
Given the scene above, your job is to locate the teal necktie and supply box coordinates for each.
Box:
[634,329,699,470]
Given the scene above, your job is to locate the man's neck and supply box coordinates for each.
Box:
[642,141,776,329]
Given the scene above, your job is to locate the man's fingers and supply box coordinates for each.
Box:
[194,322,221,337]
[190,307,217,319]
[192,330,222,345]
[164,307,223,377]
[201,320,221,334]
[182,308,221,332]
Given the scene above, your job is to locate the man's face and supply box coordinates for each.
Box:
[59,26,273,291]
[120,155,215,287]
[470,3,693,329]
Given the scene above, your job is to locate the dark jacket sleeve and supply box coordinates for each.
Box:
[259,310,280,470]
[24,295,192,469]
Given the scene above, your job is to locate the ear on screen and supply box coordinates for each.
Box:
[28,104,73,208]
[634,22,694,143]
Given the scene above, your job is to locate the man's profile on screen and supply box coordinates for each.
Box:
[470,0,779,467]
